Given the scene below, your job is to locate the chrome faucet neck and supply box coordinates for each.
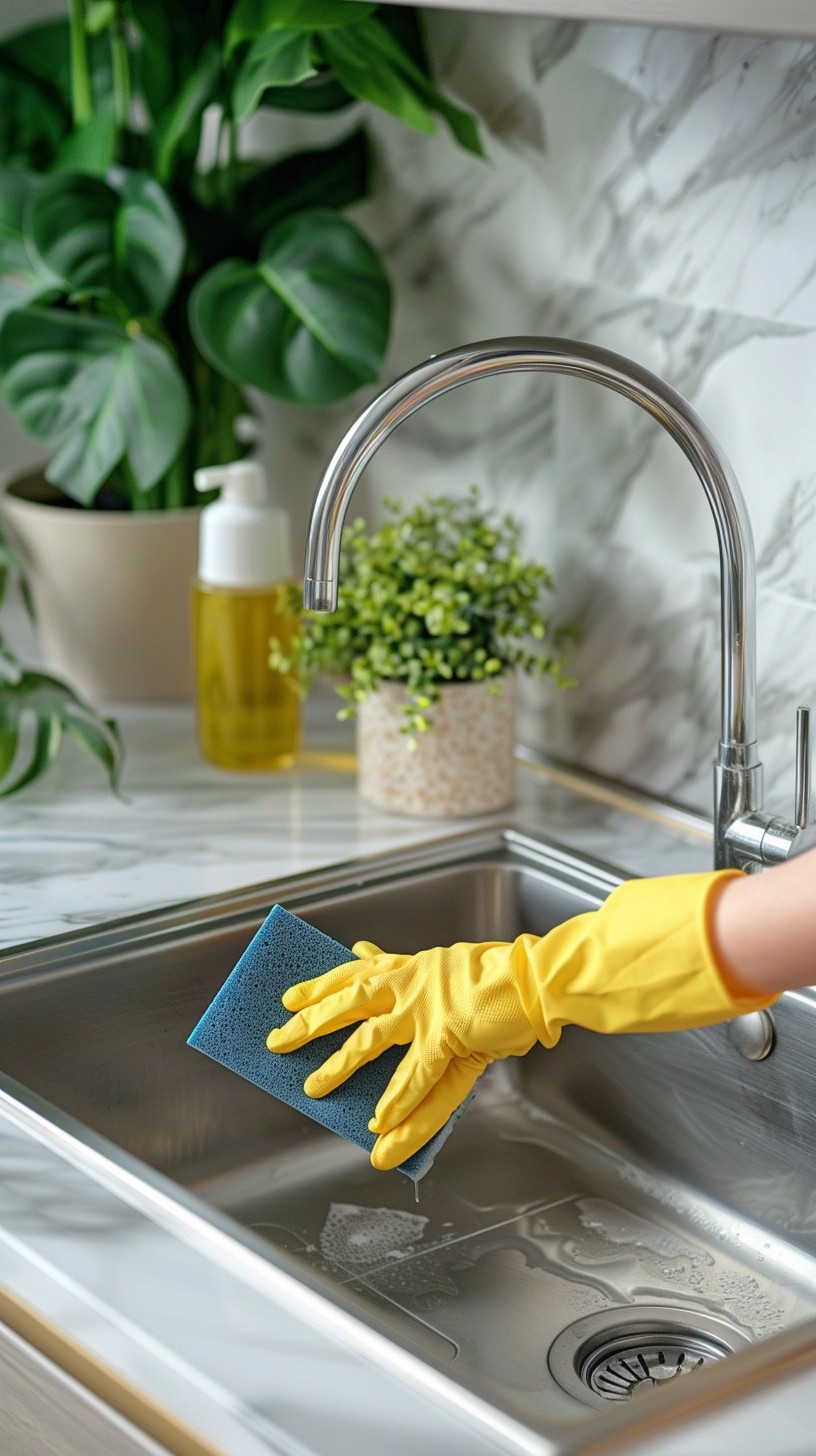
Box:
[304,336,805,870]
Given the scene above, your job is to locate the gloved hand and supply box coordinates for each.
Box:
[267,870,777,1171]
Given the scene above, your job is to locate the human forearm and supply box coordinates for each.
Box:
[710,847,816,996]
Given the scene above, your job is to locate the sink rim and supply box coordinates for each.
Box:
[0,825,626,982]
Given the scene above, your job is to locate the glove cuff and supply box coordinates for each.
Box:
[513,869,779,1046]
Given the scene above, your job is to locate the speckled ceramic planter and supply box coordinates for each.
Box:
[356,676,517,818]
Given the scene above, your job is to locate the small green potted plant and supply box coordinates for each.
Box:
[0,0,481,701]
[270,491,574,816]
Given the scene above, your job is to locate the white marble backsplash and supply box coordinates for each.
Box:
[251,14,816,820]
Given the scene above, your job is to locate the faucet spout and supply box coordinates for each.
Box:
[304,335,765,868]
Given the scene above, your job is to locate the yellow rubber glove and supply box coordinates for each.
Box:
[266,871,777,1171]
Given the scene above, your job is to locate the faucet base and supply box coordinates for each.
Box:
[714,749,763,869]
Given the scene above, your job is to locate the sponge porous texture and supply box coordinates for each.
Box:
[187,904,471,1180]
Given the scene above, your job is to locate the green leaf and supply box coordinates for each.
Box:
[244,70,353,114]
[131,0,226,120]
[129,0,176,119]
[189,207,390,404]
[321,17,483,154]
[0,169,59,325]
[0,664,124,797]
[0,19,114,171]
[236,128,369,238]
[377,6,429,71]
[64,712,124,795]
[414,83,483,158]
[0,25,71,171]
[0,636,23,684]
[377,20,482,155]
[0,527,35,620]
[0,308,191,503]
[0,720,18,781]
[272,0,376,24]
[1,670,86,719]
[226,0,374,55]
[0,712,62,797]
[133,0,224,53]
[232,30,317,121]
[115,171,186,315]
[153,41,222,183]
[53,111,117,174]
[320,24,435,135]
[84,1,116,35]
[224,0,361,115]
[30,170,185,317]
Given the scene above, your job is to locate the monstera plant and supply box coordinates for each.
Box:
[0,0,481,509]
[0,0,482,710]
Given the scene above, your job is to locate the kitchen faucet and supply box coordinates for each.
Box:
[303,336,814,871]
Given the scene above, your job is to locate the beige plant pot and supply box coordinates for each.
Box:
[1,471,199,702]
[357,677,517,818]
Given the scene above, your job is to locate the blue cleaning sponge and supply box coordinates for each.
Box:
[187,905,473,1181]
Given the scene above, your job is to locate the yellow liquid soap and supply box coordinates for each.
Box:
[194,582,300,771]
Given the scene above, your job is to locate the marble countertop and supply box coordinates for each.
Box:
[6,696,812,1456]
[1,687,713,953]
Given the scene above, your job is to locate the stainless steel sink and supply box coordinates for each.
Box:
[2,828,816,1451]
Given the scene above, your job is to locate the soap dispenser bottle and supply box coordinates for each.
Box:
[193,461,300,771]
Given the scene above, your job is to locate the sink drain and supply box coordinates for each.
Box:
[548,1306,750,1409]
[580,1328,727,1401]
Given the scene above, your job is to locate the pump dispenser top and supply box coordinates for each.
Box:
[194,461,292,588]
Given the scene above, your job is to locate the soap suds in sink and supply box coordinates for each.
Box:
[319,1203,429,1270]
[572,1198,785,1338]
[576,1198,698,1259]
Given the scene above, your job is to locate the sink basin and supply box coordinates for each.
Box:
[2,828,816,1450]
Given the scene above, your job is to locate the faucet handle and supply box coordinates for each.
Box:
[725,704,815,865]
[795,706,811,830]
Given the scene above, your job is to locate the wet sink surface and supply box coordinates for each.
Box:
[2,829,816,1444]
